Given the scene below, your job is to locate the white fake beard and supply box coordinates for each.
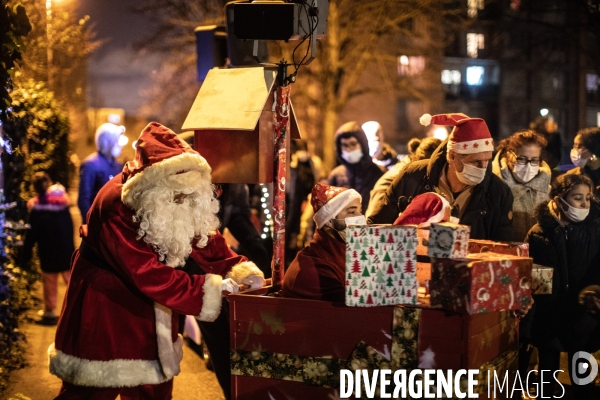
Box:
[133,177,220,267]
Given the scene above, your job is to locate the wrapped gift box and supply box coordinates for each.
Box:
[229,291,519,399]
[532,264,553,295]
[416,228,431,286]
[427,222,471,259]
[468,239,530,257]
[345,224,418,307]
[430,253,533,314]
[416,309,517,370]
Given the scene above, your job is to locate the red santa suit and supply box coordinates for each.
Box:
[282,183,361,302]
[282,229,346,302]
[49,122,262,393]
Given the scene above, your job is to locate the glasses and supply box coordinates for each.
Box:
[510,151,541,166]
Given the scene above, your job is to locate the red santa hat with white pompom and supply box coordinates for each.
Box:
[393,192,458,227]
[420,113,494,154]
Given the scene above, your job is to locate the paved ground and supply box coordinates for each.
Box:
[4,280,225,400]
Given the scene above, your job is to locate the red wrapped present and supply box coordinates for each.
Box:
[468,239,529,257]
[430,253,533,314]
[417,309,517,370]
[229,290,519,399]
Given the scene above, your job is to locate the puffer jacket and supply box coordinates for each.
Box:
[368,139,514,241]
[492,151,551,242]
[525,200,600,351]
[327,127,383,214]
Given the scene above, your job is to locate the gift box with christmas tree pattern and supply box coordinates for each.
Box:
[345,224,418,307]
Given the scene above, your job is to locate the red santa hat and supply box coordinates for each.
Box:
[121,122,212,209]
[393,192,454,227]
[420,113,494,154]
[311,183,362,229]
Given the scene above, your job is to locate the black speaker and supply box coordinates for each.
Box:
[225,2,268,66]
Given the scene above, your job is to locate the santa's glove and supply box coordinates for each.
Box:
[221,278,240,293]
[242,275,266,289]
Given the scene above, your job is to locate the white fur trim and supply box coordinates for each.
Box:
[48,343,171,387]
[226,261,264,284]
[197,274,223,322]
[313,189,362,229]
[122,152,212,209]
[447,138,494,154]
[154,303,183,378]
[420,113,432,126]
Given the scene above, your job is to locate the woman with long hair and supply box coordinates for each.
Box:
[526,173,600,397]
[492,130,551,241]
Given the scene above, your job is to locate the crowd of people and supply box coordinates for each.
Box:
[19,114,600,399]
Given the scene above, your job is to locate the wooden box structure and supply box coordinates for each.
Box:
[182,67,301,183]
[229,291,518,399]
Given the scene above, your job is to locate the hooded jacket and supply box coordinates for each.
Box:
[526,200,600,351]
[327,123,383,213]
[492,151,551,242]
[368,139,514,241]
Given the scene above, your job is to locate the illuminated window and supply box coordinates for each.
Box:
[468,0,484,18]
[587,74,599,92]
[397,56,425,76]
[441,70,461,84]
[466,66,485,86]
[466,33,485,58]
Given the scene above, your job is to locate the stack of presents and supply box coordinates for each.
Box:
[229,221,554,399]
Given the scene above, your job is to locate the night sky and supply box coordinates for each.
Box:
[76,0,160,115]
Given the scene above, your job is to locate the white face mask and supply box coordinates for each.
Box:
[111,145,123,158]
[512,163,539,183]
[344,215,367,226]
[296,150,309,162]
[331,215,366,242]
[456,162,486,186]
[570,149,590,168]
[559,197,589,222]
[341,148,363,164]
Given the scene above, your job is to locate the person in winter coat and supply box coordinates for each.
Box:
[526,173,600,398]
[492,130,551,242]
[327,121,383,214]
[529,115,563,172]
[366,137,441,218]
[567,127,600,195]
[282,183,363,302]
[368,113,514,241]
[22,173,74,325]
[50,123,264,400]
[78,123,126,223]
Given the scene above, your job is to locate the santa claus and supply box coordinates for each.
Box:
[49,122,264,399]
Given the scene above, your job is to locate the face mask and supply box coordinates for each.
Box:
[559,197,589,222]
[345,215,366,226]
[296,150,309,162]
[341,148,363,164]
[456,162,486,186]
[331,215,366,242]
[570,149,590,168]
[111,145,123,158]
[512,163,539,183]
